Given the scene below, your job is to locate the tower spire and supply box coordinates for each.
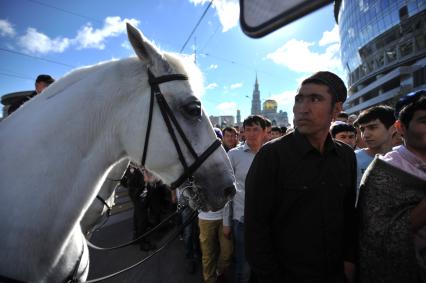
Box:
[251,73,261,115]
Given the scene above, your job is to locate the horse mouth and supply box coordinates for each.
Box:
[181,184,235,212]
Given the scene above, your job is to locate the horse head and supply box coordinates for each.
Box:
[121,24,235,211]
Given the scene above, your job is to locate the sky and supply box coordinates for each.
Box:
[0,0,345,123]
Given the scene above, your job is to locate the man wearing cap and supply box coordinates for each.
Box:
[34,74,55,94]
[245,71,357,283]
[357,90,426,282]
[8,74,55,114]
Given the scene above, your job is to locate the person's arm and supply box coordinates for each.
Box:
[244,145,280,282]
[343,151,358,283]
[410,197,426,232]
[222,201,232,239]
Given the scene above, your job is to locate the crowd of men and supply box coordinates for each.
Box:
[172,71,425,283]
[9,72,425,283]
[78,71,426,283]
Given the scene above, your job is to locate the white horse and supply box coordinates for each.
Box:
[79,158,129,237]
[0,24,235,282]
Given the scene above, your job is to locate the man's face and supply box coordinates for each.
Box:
[265,126,272,142]
[244,123,266,149]
[399,109,426,154]
[334,131,357,148]
[35,81,49,94]
[223,131,238,149]
[358,119,394,151]
[270,130,281,140]
[293,83,340,137]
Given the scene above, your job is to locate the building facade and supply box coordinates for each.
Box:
[209,115,235,128]
[336,0,426,114]
[249,77,290,127]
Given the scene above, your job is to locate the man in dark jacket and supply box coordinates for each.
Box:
[245,71,357,283]
[121,164,156,251]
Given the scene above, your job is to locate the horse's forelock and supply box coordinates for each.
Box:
[164,53,204,98]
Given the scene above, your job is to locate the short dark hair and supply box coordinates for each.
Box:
[354,105,396,129]
[243,115,267,129]
[264,117,272,127]
[399,96,426,128]
[337,112,349,119]
[36,74,55,85]
[330,123,356,138]
[271,126,282,133]
[222,126,237,135]
[301,71,347,103]
[280,126,288,133]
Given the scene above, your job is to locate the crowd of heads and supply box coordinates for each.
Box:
[214,114,291,153]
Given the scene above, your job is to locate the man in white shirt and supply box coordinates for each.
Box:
[228,115,268,283]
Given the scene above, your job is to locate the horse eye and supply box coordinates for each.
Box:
[184,101,202,117]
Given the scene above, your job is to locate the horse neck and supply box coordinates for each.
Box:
[0,61,147,267]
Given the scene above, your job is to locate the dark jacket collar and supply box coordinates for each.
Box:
[293,128,337,157]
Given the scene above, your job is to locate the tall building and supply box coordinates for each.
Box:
[251,75,261,115]
[248,76,290,127]
[336,0,426,114]
[236,109,241,125]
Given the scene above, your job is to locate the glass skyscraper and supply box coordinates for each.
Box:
[336,0,426,113]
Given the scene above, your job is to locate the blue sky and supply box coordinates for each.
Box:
[0,0,345,123]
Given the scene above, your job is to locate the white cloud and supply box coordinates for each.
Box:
[209,64,218,69]
[121,41,131,50]
[206,82,218,90]
[189,0,239,32]
[266,25,344,76]
[266,39,343,74]
[17,16,140,54]
[230,82,243,89]
[217,101,237,115]
[0,19,15,37]
[319,24,339,46]
[268,90,296,107]
[19,28,70,54]
[75,16,139,49]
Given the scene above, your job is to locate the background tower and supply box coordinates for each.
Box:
[236,109,241,125]
[251,74,261,115]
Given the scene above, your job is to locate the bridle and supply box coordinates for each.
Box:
[142,68,221,190]
[70,68,223,283]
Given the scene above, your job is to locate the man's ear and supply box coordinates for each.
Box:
[394,120,406,137]
[332,102,343,118]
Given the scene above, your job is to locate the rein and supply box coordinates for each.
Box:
[74,206,198,283]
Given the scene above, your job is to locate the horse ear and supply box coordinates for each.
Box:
[126,23,163,67]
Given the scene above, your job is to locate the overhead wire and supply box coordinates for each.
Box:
[179,0,214,53]
[0,48,76,68]
[0,72,34,81]
[25,0,102,23]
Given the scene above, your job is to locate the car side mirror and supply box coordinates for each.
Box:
[239,0,333,38]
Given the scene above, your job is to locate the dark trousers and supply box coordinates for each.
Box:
[181,207,200,259]
[129,186,149,238]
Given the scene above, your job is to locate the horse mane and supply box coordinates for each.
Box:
[43,52,204,101]
[42,59,123,100]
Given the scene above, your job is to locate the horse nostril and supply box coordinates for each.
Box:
[224,186,236,200]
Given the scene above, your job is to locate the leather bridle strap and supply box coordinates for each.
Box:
[142,69,221,189]
[95,195,112,216]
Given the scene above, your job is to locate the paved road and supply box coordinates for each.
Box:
[87,217,205,283]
